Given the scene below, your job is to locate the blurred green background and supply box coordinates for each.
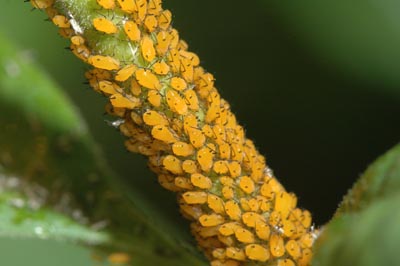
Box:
[1,0,400,265]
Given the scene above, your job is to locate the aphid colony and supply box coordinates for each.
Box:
[30,0,317,265]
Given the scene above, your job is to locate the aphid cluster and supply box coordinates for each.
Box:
[30,0,317,265]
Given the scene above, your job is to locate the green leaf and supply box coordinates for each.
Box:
[313,143,400,266]
[0,31,206,266]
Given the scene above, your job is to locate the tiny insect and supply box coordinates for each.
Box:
[158,9,172,30]
[88,55,120,70]
[93,17,118,34]
[245,244,270,262]
[162,155,183,175]
[151,125,178,144]
[144,15,158,32]
[224,200,241,221]
[225,247,246,261]
[143,110,169,126]
[96,0,115,9]
[207,195,225,214]
[123,20,141,42]
[239,176,255,194]
[190,173,212,189]
[270,234,285,258]
[115,64,136,82]
[52,15,70,28]
[182,191,207,204]
[199,214,224,227]
[141,35,156,62]
[135,69,161,90]
[166,89,188,115]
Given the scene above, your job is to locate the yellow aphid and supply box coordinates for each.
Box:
[152,61,170,75]
[143,110,169,126]
[278,259,296,266]
[222,186,234,199]
[191,173,212,189]
[275,192,296,219]
[218,234,235,247]
[241,212,265,228]
[105,103,126,117]
[135,0,147,22]
[59,28,74,39]
[144,15,158,32]
[151,125,178,144]
[156,31,172,55]
[141,35,156,62]
[301,210,312,228]
[247,198,259,212]
[148,0,162,15]
[177,40,189,51]
[115,64,136,82]
[180,58,194,82]
[220,176,234,187]
[213,160,229,174]
[182,160,198,174]
[212,125,226,144]
[97,0,115,9]
[110,94,140,109]
[147,89,161,107]
[240,198,251,211]
[184,90,199,110]
[269,210,281,227]
[282,219,296,238]
[199,214,224,227]
[270,234,285,258]
[93,17,118,34]
[225,248,246,261]
[182,191,207,204]
[245,244,270,262]
[123,20,141,42]
[170,77,187,91]
[239,176,255,194]
[130,111,143,125]
[158,9,172,30]
[167,48,180,72]
[219,143,231,160]
[225,200,241,221]
[219,222,240,236]
[212,248,226,260]
[234,227,255,243]
[228,161,241,178]
[174,177,193,190]
[172,142,194,157]
[117,0,135,13]
[30,0,54,9]
[298,249,312,266]
[230,143,244,162]
[299,232,314,248]
[201,124,213,138]
[52,15,70,28]
[158,174,180,192]
[71,35,85,46]
[107,252,131,264]
[166,89,188,115]
[135,69,161,90]
[285,240,301,259]
[207,194,225,214]
[88,55,120,70]
[195,225,219,238]
[255,221,270,240]
[180,50,200,66]
[197,144,216,172]
[98,80,119,95]
[250,160,264,182]
[187,128,206,148]
[163,155,183,174]
[128,79,141,96]
[260,178,284,199]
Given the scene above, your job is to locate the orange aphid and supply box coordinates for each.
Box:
[245,244,270,262]
[158,174,180,192]
[224,200,241,221]
[255,221,270,240]
[182,191,207,204]
[174,177,193,190]
[52,15,70,28]
[158,9,172,30]
[260,178,284,199]
[278,259,296,266]
[199,214,224,227]
[219,222,240,236]
[241,212,265,228]
[110,94,140,109]
[135,69,161,90]
[213,160,229,174]
[228,161,241,178]
[71,35,85,46]
[148,0,162,15]
[182,160,198,174]
[298,249,312,266]
[117,0,135,13]
[269,210,282,227]
[152,61,170,75]
[225,247,246,261]
[220,176,234,187]
[140,35,156,62]
[30,0,54,9]
[163,155,183,174]
[88,55,120,70]
[93,17,118,34]
[285,240,301,259]
[222,186,234,199]
[97,0,115,9]
[144,15,158,32]
[166,89,188,115]
[135,0,147,22]
[197,144,216,172]
[170,77,187,91]
[270,234,285,258]
[184,90,199,110]
[191,173,212,189]
[207,194,225,214]
[123,20,141,41]
[151,125,178,144]
[115,64,136,82]
[147,89,162,107]
[172,141,194,157]
[143,110,169,126]
[155,31,172,55]
[212,248,226,260]
[275,192,296,219]
[239,176,255,194]
[219,143,231,160]
[282,219,296,238]
[98,80,119,95]
[234,227,255,243]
